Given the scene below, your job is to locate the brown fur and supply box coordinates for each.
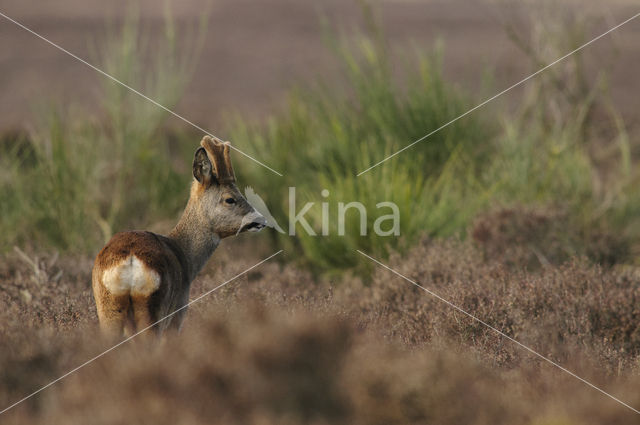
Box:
[92,231,189,338]
[201,136,235,183]
[92,136,265,339]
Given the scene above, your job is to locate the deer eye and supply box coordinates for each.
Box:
[225,197,236,205]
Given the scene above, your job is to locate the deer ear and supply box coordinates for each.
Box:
[193,147,215,186]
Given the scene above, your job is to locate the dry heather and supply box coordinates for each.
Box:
[1,234,640,424]
[471,206,630,269]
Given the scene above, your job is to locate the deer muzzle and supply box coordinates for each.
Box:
[240,211,266,233]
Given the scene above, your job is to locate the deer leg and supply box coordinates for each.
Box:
[131,294,160,338]
[166,291,190,333]
[94,290,130,340]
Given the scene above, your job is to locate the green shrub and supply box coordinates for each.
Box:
[230,29,493,274]
[0,12,203,251]
[230,10,638,274]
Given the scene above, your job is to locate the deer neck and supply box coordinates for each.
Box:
[168,191,220,282]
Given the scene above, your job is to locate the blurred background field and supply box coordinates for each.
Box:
[1,0,640,423]
[1,0,640,273]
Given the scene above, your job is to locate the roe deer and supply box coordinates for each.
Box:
[92,136,266,338]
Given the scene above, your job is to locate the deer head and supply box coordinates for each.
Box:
[191,136,266,238]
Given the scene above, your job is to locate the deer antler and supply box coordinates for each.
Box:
[200,135,236,183]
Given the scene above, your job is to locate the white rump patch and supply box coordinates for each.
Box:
[102,256,161,297]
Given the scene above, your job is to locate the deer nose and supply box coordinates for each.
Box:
[241,212,266,232]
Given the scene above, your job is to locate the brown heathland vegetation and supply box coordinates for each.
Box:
[2,216,639,424]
